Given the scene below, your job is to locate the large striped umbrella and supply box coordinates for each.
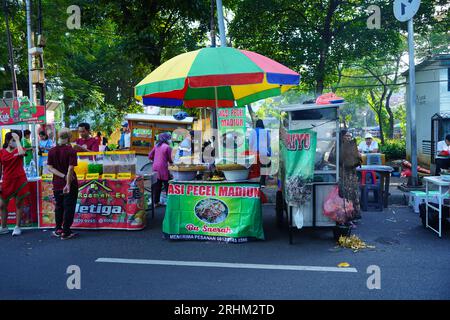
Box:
[134,47,300,108]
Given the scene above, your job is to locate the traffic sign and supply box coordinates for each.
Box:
[394,0,421,22]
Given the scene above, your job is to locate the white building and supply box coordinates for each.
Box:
[404,54,450,166]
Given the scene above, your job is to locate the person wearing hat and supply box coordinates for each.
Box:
[119,122,131,150]
[358,133,379,154]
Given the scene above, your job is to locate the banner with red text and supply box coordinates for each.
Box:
[217,107,246,161]
[280,128,317,203]
[163,182,264,242]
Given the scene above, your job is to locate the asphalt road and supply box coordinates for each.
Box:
[1,203,449,300]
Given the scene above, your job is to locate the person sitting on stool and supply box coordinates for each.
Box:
[435,134,450,175]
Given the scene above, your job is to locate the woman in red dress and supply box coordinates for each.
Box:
[0,132,29,236]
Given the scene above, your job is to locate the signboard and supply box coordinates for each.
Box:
[0,97,45,125]
[280,128,317,203]
[217,107,246,161]
[163,182,264,242]
[394,0,421,22]
[40,178,146,230]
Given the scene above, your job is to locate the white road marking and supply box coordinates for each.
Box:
[95,258,358,273]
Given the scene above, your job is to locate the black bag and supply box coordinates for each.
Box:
[418,202,450,230]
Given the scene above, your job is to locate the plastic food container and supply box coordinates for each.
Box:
[88,162,103,175]
[117,153,137,176]
[223,169,249,181]
[74,160,89,175]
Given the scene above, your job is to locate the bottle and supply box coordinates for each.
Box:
[29,160,37,177]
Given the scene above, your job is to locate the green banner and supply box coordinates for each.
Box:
[217,107,246,161]
[280,128,317,203]
[163,182,264,242]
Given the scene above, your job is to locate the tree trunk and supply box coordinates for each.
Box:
[247,105,256,127]
[315,0,337,96]
[385,90,394,139]
[210,0,216,47]
[378,110,385,145]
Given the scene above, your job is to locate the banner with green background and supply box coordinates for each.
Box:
[163,182,264,242]
[280,128,317,202]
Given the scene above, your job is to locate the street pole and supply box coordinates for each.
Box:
[408,18,418,186]
[37,0,45,106]
[211,0,226,131]
[26,0,34,104]
[215,0,226,47]
[3,0,18,98]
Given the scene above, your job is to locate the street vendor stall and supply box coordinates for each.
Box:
[276,102,344,244]
[126,113,194,155]
[0,96,46,229]
[134,46,301,242]
[39,151,146,230]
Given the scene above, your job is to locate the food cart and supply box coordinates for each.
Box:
[276,102,344,244]
[125,113,194,155]
[39,151,147,230]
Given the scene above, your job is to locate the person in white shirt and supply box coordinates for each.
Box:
[435,134,450,175]
[358,133,379,154]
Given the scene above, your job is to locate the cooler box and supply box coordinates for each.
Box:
[409,191,442,214]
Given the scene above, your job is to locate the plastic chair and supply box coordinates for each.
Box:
[359,170,383,211]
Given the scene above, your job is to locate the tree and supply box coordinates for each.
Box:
[228,0,447,96]
[1,0,211,130]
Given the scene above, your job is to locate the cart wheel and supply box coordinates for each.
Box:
[276,190,284,227]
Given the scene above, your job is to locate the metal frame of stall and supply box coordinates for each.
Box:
[276,102,344,244]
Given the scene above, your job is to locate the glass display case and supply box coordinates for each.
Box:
[130,123,153,155]
[277,102,343,231]
[72,151,137,178]
[287,105,339,183]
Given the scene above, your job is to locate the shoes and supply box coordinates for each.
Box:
[12,226,22,236]
[52,229,63,237]
[61,232,78,240]
[0,227,9,235]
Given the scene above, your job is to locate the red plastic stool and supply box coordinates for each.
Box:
[360,170,377,185]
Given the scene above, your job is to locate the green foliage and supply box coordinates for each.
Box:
[1,0,209,131]
[380,139,406,161]
[394,104,407,138]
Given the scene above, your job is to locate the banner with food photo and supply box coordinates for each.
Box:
[163,182,264,242]
[39,178,146,230]
[280,128,317,204]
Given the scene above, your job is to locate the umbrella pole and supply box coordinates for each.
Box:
[213,86,220,159]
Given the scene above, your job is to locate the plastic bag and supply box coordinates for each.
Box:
[323,186,354,224]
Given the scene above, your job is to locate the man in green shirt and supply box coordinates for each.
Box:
[22,129,33,166]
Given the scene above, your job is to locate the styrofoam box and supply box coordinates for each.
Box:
[409,191,447,213]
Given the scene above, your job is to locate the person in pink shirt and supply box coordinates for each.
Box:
[149,133,173,207]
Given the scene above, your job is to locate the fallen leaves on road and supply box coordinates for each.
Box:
[338,235,375,252]
[337,262,350,268]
